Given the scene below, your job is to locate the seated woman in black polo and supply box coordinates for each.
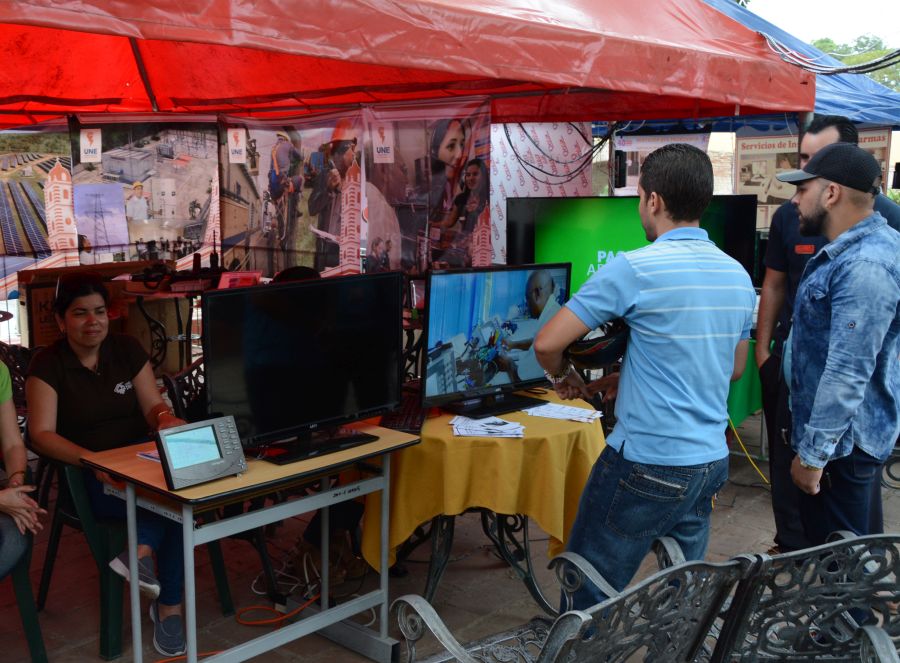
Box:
[26,272,189,657]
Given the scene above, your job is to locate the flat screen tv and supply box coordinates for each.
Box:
[422,263,571,418]
[202,271,403,462]
[506,195,760,290]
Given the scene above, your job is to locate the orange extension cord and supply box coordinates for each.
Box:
[153,594,321,663]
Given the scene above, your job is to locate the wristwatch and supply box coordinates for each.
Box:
[798,458,822,471]
[544,363,574,386]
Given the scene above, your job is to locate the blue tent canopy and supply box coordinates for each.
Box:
[593,0,900,135]
[703,0,900,128]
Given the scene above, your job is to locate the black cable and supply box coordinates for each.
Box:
[503,124,605,186]
[762,34,900,75]
[516,122,594,165]
[504,124,597,179]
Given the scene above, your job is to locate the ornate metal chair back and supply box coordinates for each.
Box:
[711,533,900,662]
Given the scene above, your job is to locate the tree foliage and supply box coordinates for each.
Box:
[812,36,900,92]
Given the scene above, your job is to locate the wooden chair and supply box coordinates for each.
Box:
[163,358,284,603]
[392,545,754,662]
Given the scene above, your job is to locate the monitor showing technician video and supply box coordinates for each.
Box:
[423,263,571,409]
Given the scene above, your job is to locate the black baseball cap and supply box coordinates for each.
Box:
[776,142,882,194]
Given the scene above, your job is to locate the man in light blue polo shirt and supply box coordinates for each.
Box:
[535,143,755,609]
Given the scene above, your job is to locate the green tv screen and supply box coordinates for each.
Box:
[506,195,759,291]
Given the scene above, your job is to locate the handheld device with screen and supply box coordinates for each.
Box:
[154,416,247,490]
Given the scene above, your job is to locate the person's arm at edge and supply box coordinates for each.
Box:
[755,268,786,368]
[732,339,749,382]
[0,398,27,482]
[0,397,44,533]
[534,308,591,400]
[131,361,185,431]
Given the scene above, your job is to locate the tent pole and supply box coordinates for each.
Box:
[608,122,616,196]
[129,38,160,112]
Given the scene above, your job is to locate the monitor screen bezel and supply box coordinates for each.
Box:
[421,262,572,410]
[154,415,247,491]
[201,271,404,448]
[505,194,760,286]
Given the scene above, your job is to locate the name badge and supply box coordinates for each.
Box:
[794,244,815,255]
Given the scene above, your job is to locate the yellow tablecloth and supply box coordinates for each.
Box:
[361,393,605,570]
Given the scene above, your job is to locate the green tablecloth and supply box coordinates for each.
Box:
[727,339,763,427]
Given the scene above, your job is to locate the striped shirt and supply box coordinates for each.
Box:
[567,226,755,465]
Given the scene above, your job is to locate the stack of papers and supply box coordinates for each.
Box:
[523,403,602,423]
[450,415,524,438]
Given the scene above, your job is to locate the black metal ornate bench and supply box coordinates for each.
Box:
[709,532,900,662]
[392,533,900,663]
[393,541,754,662]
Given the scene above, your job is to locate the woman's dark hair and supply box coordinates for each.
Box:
[53,271,109,317]
[429,118,468,170]
[461,158,488,195]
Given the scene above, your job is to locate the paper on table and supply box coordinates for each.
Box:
[449,415,524,438]
[523,402,602,423]
[137,450,161,462]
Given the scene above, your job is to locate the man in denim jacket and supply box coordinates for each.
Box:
[776,143,900,545]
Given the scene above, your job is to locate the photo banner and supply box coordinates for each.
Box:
[612,133,711,196]
[734,133,799,230]
[490,122,594,264]
[0,122,78,341]
[857,128,893,192]
[219,112,365,279]
[363,98,491,273]
[71,119,220,266]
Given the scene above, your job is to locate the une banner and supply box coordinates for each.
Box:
[0,123,79,301]
[219,112,366,279]
[363,98,492,274]
[71,118,219,266]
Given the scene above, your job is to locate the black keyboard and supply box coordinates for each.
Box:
[380,393,428,433]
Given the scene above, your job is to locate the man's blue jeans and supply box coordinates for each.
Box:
[565,445,729,610]
[799,445,884,546]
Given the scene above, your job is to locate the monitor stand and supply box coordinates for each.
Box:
[253,427,379,465]
[443,391,546,420]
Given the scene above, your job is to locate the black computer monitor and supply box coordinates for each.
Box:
[201,271,403,462]
[422,263,571,418]
[506,195,760,289]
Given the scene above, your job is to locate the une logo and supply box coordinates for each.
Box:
[376,146,391,154]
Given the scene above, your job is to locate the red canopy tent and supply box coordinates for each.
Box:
[0,0,813,127]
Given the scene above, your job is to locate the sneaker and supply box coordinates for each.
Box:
[109,552,161,599]
[149,601,186,657]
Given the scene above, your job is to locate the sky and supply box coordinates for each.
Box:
[746,0,900,48]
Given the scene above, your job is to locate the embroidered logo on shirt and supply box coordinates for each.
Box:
[114,381,133,395]
[795,244,815,255]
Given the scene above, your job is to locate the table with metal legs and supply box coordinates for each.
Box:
[84,426,418,663]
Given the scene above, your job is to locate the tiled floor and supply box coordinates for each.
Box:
[3,413,898,662]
